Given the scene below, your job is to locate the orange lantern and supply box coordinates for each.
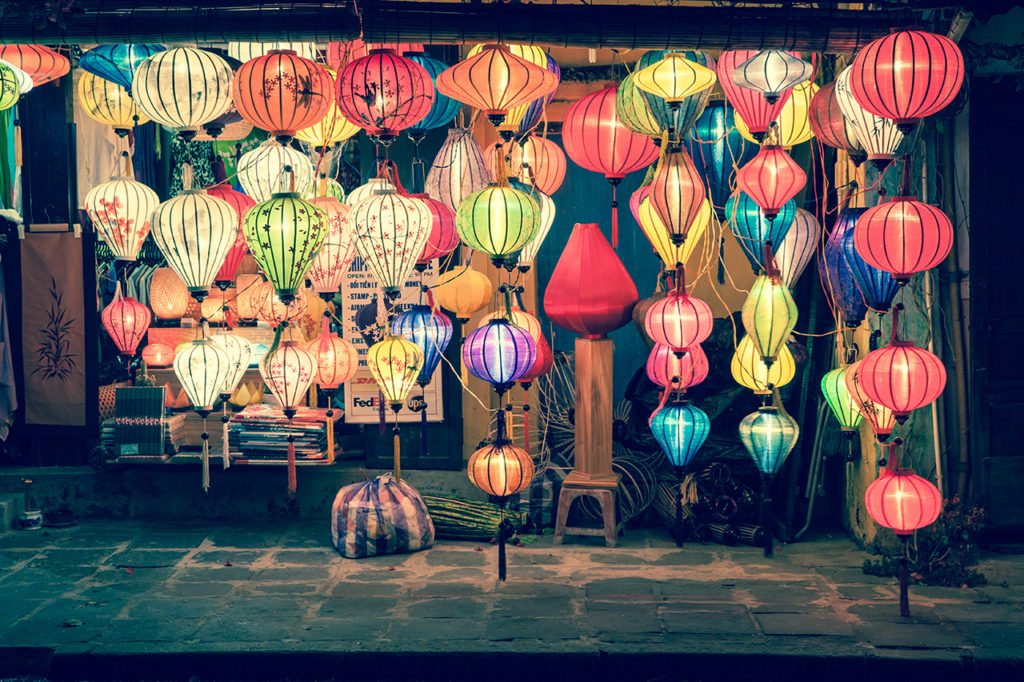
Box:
[0,45,69,86]
[149,268,190,320]
[233,50,333,142]
[486,135,567,195]
[305,317,359,388]
[142,343,175,368]
[649,147,707,246]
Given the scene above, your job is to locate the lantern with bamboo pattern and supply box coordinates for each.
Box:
[79,43,165,94]
[102,283,151,356]
[77,71,145,135]
[207,184,257,289]
[175,338,231,490]
[306,196,356,299]
[424,128,492,212]
[433,266,493,323]
[132,47,232,138]
[739,403,799,556]
[352,188,431,297]
[844,359,896,443]
[335,48,435,141]
[455,181,538,268]
[835,67,905,169]
[732,50,813,104]
[233,49,332,142]
[731,334,796,394]
[237,141,315,202]
[243,191,327,303]
[84,175,160,262]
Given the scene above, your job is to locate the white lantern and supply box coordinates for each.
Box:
[237,140,315,202]
[775,208,820,289]
[151,190,238,301]
[0,58,32,94]
[352,190,432,298]
[732,50,814,104]
[132,47,233,138]
[228,41,317,63]
[345,177,394,207]
[306,196,357,298]
[84,176,160,261]
[516,188,555,271]
[211,331,253,398]
[174,339,230,414]
[424,127,492,212]
[261,340,316,415]
[834,67,905,168]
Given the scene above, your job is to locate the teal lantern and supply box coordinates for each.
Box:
[739,404,799,557]
[725,190,796,273]
[651,400,711,547]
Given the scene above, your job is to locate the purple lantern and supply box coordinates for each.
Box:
[819,207,869,327]
[463,319,537,394]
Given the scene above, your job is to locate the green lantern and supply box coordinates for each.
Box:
[455,182,538,268]
[243,192,327,304]
[615,72,662,138]
[0,62,20,112]
[821,367,864,435]
[741,272,798,366]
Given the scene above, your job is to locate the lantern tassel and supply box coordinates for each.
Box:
[717,237,726,284]
[393,426,402,482]
[420,396,428,460]
[610,183,619,249]
[523,390,531,453]
[378,391,386,434]
[221,403,231,469]
[898,534,911,617]
[326,407,335,463]
[675,466,685,548]
[201,420,210,493]
[497,499,508,582]
[287,431,297,496]
[761,474,774,558]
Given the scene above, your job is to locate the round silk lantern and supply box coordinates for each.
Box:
[647,343,709,392]
[717,50,789,141]
[456,181,538,267]
[775,208,820,288]
[261,340,316,414]
[0,44,68,86]
[306,196,356,298]
[562,87,659,245]
[725,191,796,273]
[243,192,327,303]
[849,30,964,133]
[434,266,493,322]
[84,175,160,261]
[391,305,453,388]
[651,401,710,469]
[237,141,315,202]
[306,319,359,388]
[207,184,257,289]
[79,43,165,94]
[616,72,664,138]
[149,268,190,319]
[518,330,553,388]
[634,52,717,108]
[405,52,462,139]
[468,441,534,499]
[808,81,866,166]
[686,101,759,211]
[845,359,896,443]
[543,223,639,338]
[229,41,316,63]
[233,50,332,142]
[424,128,492,212]
[732,50,813,104]
[352,188,431,297]
[841,215,900,313]
[142,343,174,368]
[649,147,707,246]
[151,189,238,302]
[819,207,869,327]
[644,288,713,354]
[735,81,817,149]
[741,268,798,365]
[463,319,537,395]
[102,283,151,356]
[736,145,806,219]
[77,71,145,135]
[731,334,795,394]
[414,194,459,269]
[336,48,434,141]
[132,47,233,138]
[835,67,905,168]
[367,335,424,408]
[486,135,567,196]
[821,367,864,435]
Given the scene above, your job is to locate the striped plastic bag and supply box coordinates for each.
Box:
[331,474,436,559]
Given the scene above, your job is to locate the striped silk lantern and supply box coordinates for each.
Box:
[0,59,31,95]
[844,359,896,443]
[79,43,165,94]
[77,71,146,135]
[352,187,431,298]
[433,266,493,323]
[651,399,710,545]
[425,128,492,212]
[102,282,151,356]
[741,266,799,366]
[132,47,233,138]
[455,180,538,268]
[649,147,707,246]
[716,50,789,142]
[392,305,454,388]
[413,194,459,271]
[336,48,435,141]
[306,318,359,388]
[509,180,555,272]
[486,135,567,196]
[243,191,327,303]
[819,207,869,327]
[646,343,709,392]
[725,191,796,273]
[821,366,864,436]
[261,339,318,493]
[514,52,561,137]
[808,81,866,166]
[0,44,69,86]
[739,402,800,556]
[841,213,900,314]
[634,51,717,110]
[405,52,462,141]
[636,190,712,270]
[775,208,820,288]
[207,184,257,290]
[463,44,549,135]
[307,196,357,299]
[463,319,537,396]
[735,81,817,149]
[467,439,534,580]
[367,335,424,411]
[211,330,253,462]
[736,145,806,219]
[732,50,813,104]
[616,71,663,138]
[237,141,315,202]
[634,50,716,141]
[644,287,714,355]
[175,338,231,490]
[685,101,759,211]
[233,49,333,142]
[228,42,316,63]
[347,177,394,207]
[294,97,361,150]
[84,174,160,262]
[731,334,796,394]
[835,66,905,169]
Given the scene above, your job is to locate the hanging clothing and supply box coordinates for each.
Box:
[0,258,18,439]
[132,122,158,189]
[170,137,215,195]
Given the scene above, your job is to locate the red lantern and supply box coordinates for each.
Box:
[716,50,790,142]
[414,194,459,269]
[335,48,434,140]
[865,465,942,535]
[736,146,806,219]
[649,147,706,247]
[543,223,639,339]
[646,343,709,391]
[208,184,257,289]
[0,44,69,86]
[233,50,333,142]
[643,287,713,354]
[562,87,658,246]
[518,333,553,388]
[849,30,964,133]
[808,81,866,166]
[102,284,152,356]
[858,306,946,423]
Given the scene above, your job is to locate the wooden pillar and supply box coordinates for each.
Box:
[564,337,620,489]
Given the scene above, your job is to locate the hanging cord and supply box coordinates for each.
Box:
[201,416,211,492]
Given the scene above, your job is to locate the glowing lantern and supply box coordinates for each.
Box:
[405,53,462,140]
[649,147,707,246]
[425,128,492,212]
[467,438,534,579]
[262,339,317,492]
[352,188,431,297]
[413,195,459,270]
[237,141,315,202]
[742,270,798,366]
[347,177,394,207]
[845,359,896,443]
[434,266,493,323]
[229,42,316,62]
[513,53,561,137]
[463,319,537,395]
[132,47,232,138]
[175,338,231,490]
[211,331,252,398]
[821,367,864,435]
[636,188,710,269]
[306,177,347,203]
[775,208,820,288]
[634,52,716,109]
[253,280,308,325]
[233,50,332,142]
[435,44,558,133]
[367,335,424,409]
[336,48,434,141]
[562,87,659,245]
[84,175,160,262]
[732,50,813,104]
[841,215,900,313]
[199,290,231,324]
[508,181,555,271]
[725,191,796,273]
[858,307,946,423]
[819,207,869,327]
[207,184,257,290]
[717,50,789,142]
[77,71,144,135]
[481,307,542,344]
[652,398,711,546]
[849,30,964,134]
[647,344,709,392]
[456,180,538,267]
[151,189,238,302]
[739,403,800,556]
[232,274,265,321]
[736,146,806,220]
[686,101,759,210]
[243,191,327,303]
[635,50,716,140]
[79,44,165,94]
[616,72,664,138]
[102,283,151,356]
[392,305,454,388]
[305,319,359,388]
[142,343,174,368]
[808,81,866,166]
[835,67,905,169]
[149,268,189,319]
[486,135,567,196]
[0,45,68,86]
[0,59,31,95]
[731,334,796,394]
[306,196,356,298]
[644,287,713,354]
[294,98,361,149]
[735,81,817,148]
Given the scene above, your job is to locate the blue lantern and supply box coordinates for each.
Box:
[839,214,900,314]
[462,319,537,395]
[406,53,461,139]
[819,207,869,326]
[739,406,800,476]
[725,191,796,273]
[79,44,166,95]
[651,401,710,469]
[636,50,714,140]
[391,304,454,387]
[517,53,561,137]
[686,101,759,212]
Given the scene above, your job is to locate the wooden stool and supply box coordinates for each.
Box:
[553,486,623,547]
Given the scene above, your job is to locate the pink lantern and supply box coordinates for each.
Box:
[646,343,709,391]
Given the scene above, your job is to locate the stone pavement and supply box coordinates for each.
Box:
[1,520,1024,680]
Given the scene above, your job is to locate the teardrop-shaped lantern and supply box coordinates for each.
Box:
[725,191,796,272]
[615,71,664,138]
[211,331,253,398]
[132,47,233,138]
[819,207,869,327]
[152,190,239,302]
[84,176,160,261]
[644,289,714,354]
[149,267,189,320]
[649,147,707,246]
[367,335,425,408]
[735,81,817,149]
[208,184,257,290]
[775,208,820,288]
[855,190,953,285]
[424,128,493,212]
[731,334,796,394]
[434,266,493,322]
[636,191,712,270]
[646,343,709,392]
[686,101,759,211]
[0,45,69,86]
[102,283,151,356]
[405,53,462,138]
[736,146,806,220]
[486,135,567,196]
[413,195,458,271]
[835,67,905,169]
[844,359,896,443]
[391,305,454,387]
[741,271,798,366]
[841,214,900,313]
[740,405,800,475]
[732,50,813,104]
[79,43,165,94]
[651,401,710,469]
[77,71,146,135]
[808,81,866,166]
[634,52,717,108]
[336,48,435,141]
[352,188,432,297]
[243,192,327,303]
[849,30,964,134]
[463,319,537,394]
[175,339,231,414]
[237,141,315,202]
[305,319,359,388]
[261,340,317,414]
[233,50,332,142]
[717,50,790,142]
[306,196,356,298]
[455,183,538,267]
[821,367,864,434]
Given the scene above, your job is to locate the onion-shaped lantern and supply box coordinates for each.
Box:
[735,81,817,149]
[844,359,896,443]
[425,128,492,212]
[649,147,707,246]
[391,305,454,388]
[233,50,332,142]
[77,71,145,135]
[739,403,800,556]
[352,188,431,297]
[468,440,535,498]
[835,67,905,169]
[237,141,315,202]
[562,87,659,245]
[635,191,711,270]
[151,189,239,302]
[775,208,820,288]
[243,191,327,303]
[0,44,69,86]
[455,182,538,267]
[367,335,424,409]
[808,81,866,166]
[175,338,231,490]
[305,319,359,388]
[819,207,869,327]
[434,266,493,323]
[725,191,796,273]
[405,53,462,140]
[849,30,964,134]
[736,146,806,220]
[731,334,796,394]
[463,319,537,395]
[486,135,567,196]
[460,44,550,134]
[634,52,717,109]
[132,47,233,138]
[644,288,713,355]
[741,266,798,366]
[615,71,663,138]
[821,367,864,435]
[79,43,165,94]
[512,52,561,137]
[732,50,813,104]
[634,50,716,140]
[336,48,435,141]
[646,343,709,392]
[306,196,356,299]
[717,50,789,142]
[413,194,459,270]
[102,283,151,356]
[841,214,900,313]
[84,175,160,261]
[207,184,257,290]
[685,101,759,211]
[149,268,190,319]
[651,401,710,469]
[509,181,555,272]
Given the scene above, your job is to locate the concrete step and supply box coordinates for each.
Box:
[0,492,25,531]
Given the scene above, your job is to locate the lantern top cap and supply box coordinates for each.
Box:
[890,339,916,348]
[367,48,398,55]
[266,49,298,56]
[758,405,780,414]
[270,191,302,199]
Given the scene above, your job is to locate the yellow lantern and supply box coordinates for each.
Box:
[637,195,711,269]
[433,266,493,322]
[634,53,717,107]
[735,81,818,148]
[740,272,798,366]
[231,273,264,321]
[149,267,190,320]
[294,74,361,149]
[731,334,796,394]
[367,335,424,410]
[77,71,147,136]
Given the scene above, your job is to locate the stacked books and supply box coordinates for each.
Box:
[227,405,337,465]
[102,413,187,462]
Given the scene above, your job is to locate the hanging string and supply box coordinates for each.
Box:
[287,427,297,496]
[610,180,620,248]
[201,417,210,492]
[221,401,231,469]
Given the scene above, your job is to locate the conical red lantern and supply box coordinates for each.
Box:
[808,81,866,166]
[208,184,257,289]
[335,48,434,141]
[102,283,152,356]
[736,146,806,219]
[649,147,706,247]
[646,343,708,391]
[543,223,639,338]
[716,50,790,142]
[0,45,69,86]
[562,87,658,246]
[233,50,333,142]
[858,306,946,423]
[849,30,964,134]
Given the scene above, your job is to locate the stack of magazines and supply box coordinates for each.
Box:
[227,405,337,465]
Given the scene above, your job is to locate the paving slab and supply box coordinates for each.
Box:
[754,611,856,637]
[659,603,758,635]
